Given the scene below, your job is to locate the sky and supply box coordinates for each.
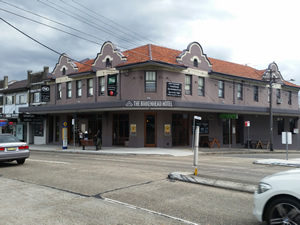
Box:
[0,0,300,84]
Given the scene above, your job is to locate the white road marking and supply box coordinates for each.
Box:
[28,159,70,165]
[103,197,199,225]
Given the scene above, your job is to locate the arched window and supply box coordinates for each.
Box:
[106,58,112,68]
[193,59,198,67]
[62,68,66,75]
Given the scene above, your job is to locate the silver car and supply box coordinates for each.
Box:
[0,134,30,165]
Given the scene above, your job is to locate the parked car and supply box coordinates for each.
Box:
[0,134,30,165]
[253,169,300,225]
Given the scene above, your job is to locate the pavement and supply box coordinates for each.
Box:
[30,144,300,194]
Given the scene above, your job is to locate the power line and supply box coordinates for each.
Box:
[37,0,140,49]
[71,0,157,45]
[0,7,102,46]
[60,0,146,45]
[0,0,105,44]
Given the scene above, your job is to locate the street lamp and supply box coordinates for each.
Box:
[264,62,281,152]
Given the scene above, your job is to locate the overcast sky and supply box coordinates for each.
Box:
[1,0,300,84]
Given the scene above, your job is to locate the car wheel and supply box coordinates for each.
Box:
[16,158,26,165]
[265,197,300,225]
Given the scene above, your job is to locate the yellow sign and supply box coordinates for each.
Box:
[164,124,171,136]
[62,121,68,128]
[130,124,136,136]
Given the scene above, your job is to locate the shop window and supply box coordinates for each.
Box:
[145,71,156,92]
[254,86,259,102]
[277,118,284,135]
[198,77,205,96]
[289,118,297,133]
[57,83,62,100]
[98,76,105,96]
[218,80,224,98]
[66,81,72,98]
[185,75,192,95]
[87,78,93,97]
[237,83,243,100]
[34,122,44,136]
[288,91,292,105]
[76,80,82,98]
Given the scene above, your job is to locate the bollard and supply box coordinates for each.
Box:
[193,126,199,170]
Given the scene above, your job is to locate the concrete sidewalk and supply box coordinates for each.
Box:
[30,144,300,156]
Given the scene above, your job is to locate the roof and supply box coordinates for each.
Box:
[2,79,27,93]
[74,59,94,73]
[65,43,300,88]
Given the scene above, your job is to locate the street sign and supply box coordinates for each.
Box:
[219,113,238,119]
[194,116,202,120]
[282,132,292,144]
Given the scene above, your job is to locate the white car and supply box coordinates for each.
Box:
[253,169,300,225]
[0,134,30,165]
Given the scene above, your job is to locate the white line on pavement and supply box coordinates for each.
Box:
[103,197,199,225]
[29,159,70,165]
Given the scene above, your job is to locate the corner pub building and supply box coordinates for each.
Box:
[20,41,300,149]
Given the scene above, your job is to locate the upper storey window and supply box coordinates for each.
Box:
[276,89,281,104]
[57,83,62,100]
[76,80,82,98]
[254,86,259,102]
[288,91,292,105]
[198,77,205,96]
[98,76,105,96]
[67,81,72,99]
[145,71,156,92]
[87,78,94,97]
[193,59,198,67]
[185,75,192,95]
[237,83,243,100]
[62,68,66,75]
[106,58,112,68]
[218,80,224,98]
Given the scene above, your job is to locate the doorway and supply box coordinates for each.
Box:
[172,113,189,146]
[144,113,156,147]
[113,114,129,145]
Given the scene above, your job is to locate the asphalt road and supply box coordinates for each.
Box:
[0,151,294,225]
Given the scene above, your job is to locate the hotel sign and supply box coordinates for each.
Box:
[125,100,173,108]
[166,82,182,97]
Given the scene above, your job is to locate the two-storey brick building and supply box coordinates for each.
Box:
[20,41,300,149]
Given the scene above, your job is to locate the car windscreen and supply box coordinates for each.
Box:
[0,135,20,143]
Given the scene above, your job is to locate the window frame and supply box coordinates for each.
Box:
[198,77,205,96]
[76,80,82,98]
[237,83,243,100]
[33,92,40,103]
[57,83,62,100]
[288,91,292,105]
[98,76,105,96]
[253,86,259,102]
[145,71,157,93]
[193,59,198,67]
[185,74,192,95]
[66,81,72,99]
[218,80,224,98]
[87,78,94,97]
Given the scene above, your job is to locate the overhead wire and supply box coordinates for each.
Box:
[37,0,140,49]
[71,0,157,45]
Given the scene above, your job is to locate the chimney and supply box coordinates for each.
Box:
[4,76,8,89]
[27,70,32,86]
[43,66,49,79]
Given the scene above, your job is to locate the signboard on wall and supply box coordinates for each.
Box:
[166,82,182,97]
[130,124,136,136]
[41,85,50,102]
[125,100,173,108]
[164,124,171,136]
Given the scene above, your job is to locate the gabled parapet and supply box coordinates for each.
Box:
[177,42,212,72]
[93,41,127,70]
[52,53,78,77]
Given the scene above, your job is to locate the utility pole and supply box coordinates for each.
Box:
[269,73,274,152]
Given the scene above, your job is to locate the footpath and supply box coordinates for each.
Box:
[30,144,300,194]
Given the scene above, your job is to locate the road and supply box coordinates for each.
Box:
[0,151,296,225]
